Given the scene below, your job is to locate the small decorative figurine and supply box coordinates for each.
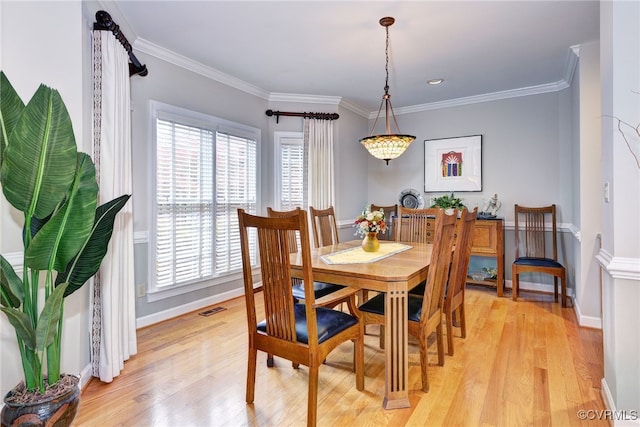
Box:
[482,193,502,216]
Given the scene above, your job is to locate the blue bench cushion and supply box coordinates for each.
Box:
[359,292,425,323]
[292,281,345,300]
[514,257,563,269]
[257,304,358,344]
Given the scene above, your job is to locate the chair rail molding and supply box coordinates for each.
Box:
[596,248,640,281]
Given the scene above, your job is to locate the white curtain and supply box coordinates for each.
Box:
[305,118,335,208]
[91,30,137,382]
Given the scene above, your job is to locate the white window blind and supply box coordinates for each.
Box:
[275,132,305,211]
[152,102,259,296]
[156,119,214,288]
[280,142,304,211]
[215,132,257,274]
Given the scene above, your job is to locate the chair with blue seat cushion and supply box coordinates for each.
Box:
[396,206,440,296]
[309,205,370,306]
[359,208,457,393]
[238,208,364,427]
[405,208,477,356]
[443,207,477,356]
[267,207,357,313]
[512,204,567,307]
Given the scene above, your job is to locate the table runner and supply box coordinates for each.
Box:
[321,242,412,265]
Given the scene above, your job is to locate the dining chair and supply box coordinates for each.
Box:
[358,208,458,392]
[395,206,440,297]
[512,204,567,307]
[308,205,340,248]
[394,205,440,243]
[443,207,477,356]
[267,207,358,314]
[370,203,397,241]
[238,208,364,427]
[266,207,359,367]
[309,205,370,305]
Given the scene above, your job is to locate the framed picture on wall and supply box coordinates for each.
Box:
[424,135,482,192]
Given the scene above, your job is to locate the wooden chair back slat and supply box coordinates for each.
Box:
[395,206,440,243]
[421,209,458,323]
[514,204,558,260]
[443,208,477,356]
[309,206,339,248]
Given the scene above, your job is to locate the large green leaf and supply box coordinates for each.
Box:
[34,282,67,352]
[0,71,25,166]
[0,255,23,308]
[0,83,76,219]
[25,153,98,271]
[56,194,131,297]
[0,306,35,350]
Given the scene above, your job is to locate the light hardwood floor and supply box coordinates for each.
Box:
[73,286,606,426]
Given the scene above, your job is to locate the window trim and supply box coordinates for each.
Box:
[148,100,260,301]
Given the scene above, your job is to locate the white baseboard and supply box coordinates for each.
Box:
[135,286,247,329]
[506,278,565,295]
[573,298,602,329]
[79,363,93,389]
[506,279,601,329]
[601,378,640,426]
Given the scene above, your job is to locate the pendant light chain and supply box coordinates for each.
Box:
[359,16,416,165]
[384,24,390,96]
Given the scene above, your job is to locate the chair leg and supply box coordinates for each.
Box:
[512,266,519,301]
[459,305,467,339]
[553,276,559,302]
[246,346,257,403]
[307,364,320,427]
[354,331,365,391]
[436,324,445,366]
[379,325,385,349]
[561,272,567,308]
[445,309,455,356]
[266,354,274,367]
[359,289,369,304]
[419,334,430,393]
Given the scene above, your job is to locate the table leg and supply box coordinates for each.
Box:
[382,284,410,409]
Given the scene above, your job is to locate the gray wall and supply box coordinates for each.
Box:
[115,41,583,322]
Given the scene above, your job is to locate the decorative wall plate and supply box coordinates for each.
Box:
[398,188,425,209]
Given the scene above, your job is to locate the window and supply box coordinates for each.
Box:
[150,101,259,299]
[275,131,305,211]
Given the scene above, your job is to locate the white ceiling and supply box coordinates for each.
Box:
[113,0,599,113]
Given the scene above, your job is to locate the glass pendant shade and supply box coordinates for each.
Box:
[360,134,415,164]
[361,17,415,165]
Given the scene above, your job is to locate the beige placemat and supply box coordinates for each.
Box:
[321,242,413,265]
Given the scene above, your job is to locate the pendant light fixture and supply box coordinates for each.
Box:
[360,16,415,165]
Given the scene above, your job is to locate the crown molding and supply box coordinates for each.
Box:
[135,40,580,119]
[268,92,341,105]
[134,38,271,101]
[338,98,371,118]
[564,45,580,87]
[388,79,570,118]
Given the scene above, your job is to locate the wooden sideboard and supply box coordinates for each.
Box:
[392,217,505,296]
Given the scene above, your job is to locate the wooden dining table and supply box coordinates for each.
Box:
[290,239,434,410]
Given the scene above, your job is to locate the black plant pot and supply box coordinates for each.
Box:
[1,375,80,427]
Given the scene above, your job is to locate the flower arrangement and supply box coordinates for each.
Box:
[353,206,387,237]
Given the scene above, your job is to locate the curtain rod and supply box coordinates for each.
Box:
[94,10,148,77]
[265,109,339,124]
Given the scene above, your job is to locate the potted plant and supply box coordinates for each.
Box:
[0,71,130,425]
[430,192,466,213]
